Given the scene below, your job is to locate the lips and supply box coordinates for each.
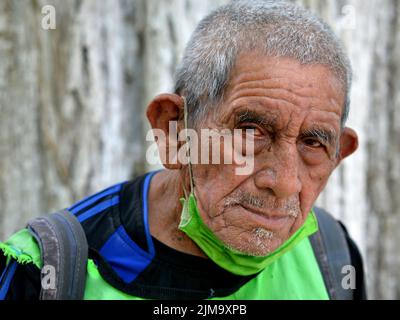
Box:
[238,204,292,231]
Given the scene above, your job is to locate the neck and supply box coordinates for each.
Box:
[147,169,207,258]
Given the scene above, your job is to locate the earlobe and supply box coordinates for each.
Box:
[338,127,359,163]
[146,93,185,170]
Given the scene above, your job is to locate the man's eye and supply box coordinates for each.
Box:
[237,124,263,137]
[303,138,324,148]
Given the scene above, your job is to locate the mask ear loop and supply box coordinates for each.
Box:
[182,96,195,198]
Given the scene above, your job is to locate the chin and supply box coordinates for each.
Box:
[222,232,286,257]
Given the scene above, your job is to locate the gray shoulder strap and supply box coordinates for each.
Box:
[310,207,353,300]
[27,210,88,300]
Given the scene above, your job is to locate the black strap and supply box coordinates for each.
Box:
[27,210,88,300]
[310,207,353,300]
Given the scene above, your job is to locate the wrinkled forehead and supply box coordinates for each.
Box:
[216,53,345,125]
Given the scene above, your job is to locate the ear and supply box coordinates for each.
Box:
[146,93,184,169]
[336,127,359,166]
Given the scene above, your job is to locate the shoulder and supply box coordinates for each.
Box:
[70,174,149,252]
[0,175,147,300]
[336,220,367,300]
[312,207,367,300]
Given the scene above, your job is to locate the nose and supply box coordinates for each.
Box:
[254,147,302,198]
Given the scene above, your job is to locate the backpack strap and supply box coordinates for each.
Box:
[27,210,88,300]
[310,207,353,300]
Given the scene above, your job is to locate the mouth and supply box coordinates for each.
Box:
[238,204,293,231]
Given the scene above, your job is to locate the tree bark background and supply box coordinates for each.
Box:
[0,0,398,299]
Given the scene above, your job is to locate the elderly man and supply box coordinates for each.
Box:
[0,0,366,300]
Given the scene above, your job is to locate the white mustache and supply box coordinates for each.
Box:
[224,191,300,218]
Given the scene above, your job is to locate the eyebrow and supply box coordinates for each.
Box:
[234,109,338,147]
[235,109,278,129]
[299,127,338,147]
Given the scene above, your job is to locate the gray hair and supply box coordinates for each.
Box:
[174,0,352,128]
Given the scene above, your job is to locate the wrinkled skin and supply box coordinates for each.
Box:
[146,53,358,258]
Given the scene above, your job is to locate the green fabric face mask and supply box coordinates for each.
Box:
[178,193,319,276]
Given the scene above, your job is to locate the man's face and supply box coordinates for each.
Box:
[192,53,346,256]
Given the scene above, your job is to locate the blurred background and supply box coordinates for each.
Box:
[0,0,399,299]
